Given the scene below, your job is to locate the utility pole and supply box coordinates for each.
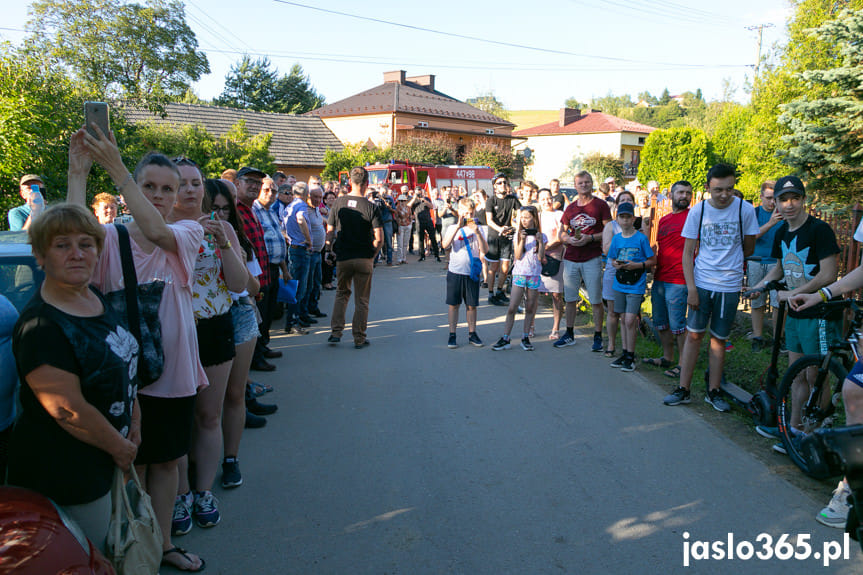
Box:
[746,23,774,75]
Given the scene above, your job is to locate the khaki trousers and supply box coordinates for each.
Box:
[330,258,374,343]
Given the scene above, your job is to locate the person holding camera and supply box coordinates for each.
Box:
[442,198,488,349]
[8,174,46,231]
[492,206,546,352]
[408,188,440,262]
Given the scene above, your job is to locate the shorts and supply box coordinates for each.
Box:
[785,316,842,355]
[847,361,863,389]
[195,311,235,367]
[135,394,196,464]
[485,234,514,262]
[231,299,260,345]
[686,288,739,340]
[563,257,603,304]
[513,274,541,290]
[614,291,643,315]
[601,260,616,301]
[446,271,480,307]
[747,260,777,308]
[651,281,688,334]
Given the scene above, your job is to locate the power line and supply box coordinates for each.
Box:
[270,0,742,69]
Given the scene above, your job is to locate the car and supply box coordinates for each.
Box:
[0,231,43,312]
[0,486,116,574]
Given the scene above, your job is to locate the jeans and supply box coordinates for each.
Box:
[286,247,310,325]
[331,258,375,344]
[305,250,322,313]
[380,220,394,264]
[253,266,279,361]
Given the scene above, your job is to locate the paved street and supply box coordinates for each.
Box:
[180,261,863,575]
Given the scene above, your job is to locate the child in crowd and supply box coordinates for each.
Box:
[493,205,546,351]
[608,202,655,371]
[441,198,488,349]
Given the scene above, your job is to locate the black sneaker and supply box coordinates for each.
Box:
[751,336,766,352]
[487,293,498,305]
[610,354,627,368]
[448,333,458,349]
[327,335,341,344]
[705,388,731,412]
[620,356,636,372]
[492,337,511,351]
[221,457,243,489]
[244,410,267,428]
[663,386,691,406]
[520,337,534,351]
[468,332,483,347]
[496,291,510,303]
[591,333,603,352]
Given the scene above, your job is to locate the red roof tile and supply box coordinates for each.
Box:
[512,112,657,136]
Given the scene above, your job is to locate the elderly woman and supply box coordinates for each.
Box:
[67,127,207,572]
[91,192,118,224]
[8,204,139,552]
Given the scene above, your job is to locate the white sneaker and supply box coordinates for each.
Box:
[816,480,851,528]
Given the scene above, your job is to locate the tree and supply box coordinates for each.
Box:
[25,0,209,110]
[588,93,634,117]
[638,127,713,191]
[580,152,624,185]
[564,97,587,111]
[779,8,863,199]
[214,56,324,114]
[466,91,509,121]
[0,46,85,228]
[463,139,515,177]
[710,104,753,169]
[659,88,672,105]
[321,143,390,181]
[392,133,456,165]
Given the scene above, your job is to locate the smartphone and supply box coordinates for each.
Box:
[84,101,110,138]
[30,184,44,205]
[525,228,538,236]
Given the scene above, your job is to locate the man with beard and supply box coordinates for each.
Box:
[642,181,693,377]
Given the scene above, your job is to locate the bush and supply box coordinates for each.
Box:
[638,127,713,191]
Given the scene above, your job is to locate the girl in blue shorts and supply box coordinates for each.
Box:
[492,206,546,351]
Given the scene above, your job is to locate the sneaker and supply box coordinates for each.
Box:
[491,294,507,307]
[193,491,221,528]
[816,481,852,528]
[487,293,499,305]
[610,354,628,368]
[751,336,766,352]
[496,291,510,303]
[755,425,781,439]
[705,388,731,412]
[663,386,691,406]
[521,337,534,351]
[772,442,787,455]
[725,341,734,352]
[591,333,603,352]
[221,457,243,489]
[172,492,193,535]
[553,333,576,348]
[620,356,636,372]
[448,333,458,349]
[468,332,483,347]
[492,337,511,351]
[327,335,341,344]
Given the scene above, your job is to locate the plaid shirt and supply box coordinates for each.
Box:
[237,202,271,288]
[253,200,287,265]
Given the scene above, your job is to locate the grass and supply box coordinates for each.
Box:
[508,110,558,132]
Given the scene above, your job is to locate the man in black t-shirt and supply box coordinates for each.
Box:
[409,189,440,262]
[485,173,521,305]
[325,166,383,348]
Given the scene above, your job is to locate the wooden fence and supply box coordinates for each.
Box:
[646,199,863,277]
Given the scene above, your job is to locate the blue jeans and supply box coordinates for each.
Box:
[380,220,394,264]
[287,246,310,325]
[305,250,322,313]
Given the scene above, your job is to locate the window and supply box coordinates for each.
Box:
[485,129,495,135]
[417,170,429,187]
[418,121,429,128]
[638,137,646,144]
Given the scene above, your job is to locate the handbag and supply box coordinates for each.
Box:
[105,466,163,575]
[105,224,165,388]
[277,278,299,304]
[616,267,645,286]
[541,256,561,277]
[460,228,483,282]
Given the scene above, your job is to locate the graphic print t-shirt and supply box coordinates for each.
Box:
[560,197,612,263]
[681,197,759,292]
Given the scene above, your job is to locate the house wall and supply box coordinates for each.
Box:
[321,114,394,148]
[275,165,325,183]
[522,132,623,185]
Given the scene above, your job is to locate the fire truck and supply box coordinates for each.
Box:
[339,161,496,195]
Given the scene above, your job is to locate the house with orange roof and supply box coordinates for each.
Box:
[306,70,514,162]
[512,108,657,186]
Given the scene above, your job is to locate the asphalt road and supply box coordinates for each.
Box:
[177,260,863,575]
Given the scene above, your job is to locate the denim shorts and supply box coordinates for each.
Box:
[686,288,739,340]
[613,291,643,315]
[562,257,603,304]
[513,274,540,290]
[601,261,616,302]
[231,299,260,345]
[746,260,777,308]
[651,281,688,335]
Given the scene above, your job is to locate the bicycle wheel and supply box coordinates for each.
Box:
[776,354,847,477]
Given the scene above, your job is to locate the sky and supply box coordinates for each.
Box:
[0,0,794,111]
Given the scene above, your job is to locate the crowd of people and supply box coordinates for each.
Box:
[3,124,863,568]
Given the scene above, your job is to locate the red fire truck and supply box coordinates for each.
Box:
[339,161,496,195]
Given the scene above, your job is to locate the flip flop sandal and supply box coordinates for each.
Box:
[664,365,682,378]
[603,348,615,358]
[642,357,673,368]
[162,547,206,572]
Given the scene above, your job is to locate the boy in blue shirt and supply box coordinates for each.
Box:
[608,202,655,372]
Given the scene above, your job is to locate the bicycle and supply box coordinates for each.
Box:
[776,298,863,478]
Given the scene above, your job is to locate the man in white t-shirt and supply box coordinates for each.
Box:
[664,163,759,412]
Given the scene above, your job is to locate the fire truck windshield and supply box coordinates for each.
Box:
[367,170,388,186]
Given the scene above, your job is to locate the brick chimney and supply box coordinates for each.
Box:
[559,108,581,127]
[383,70,406,84]
[406,74,435,91]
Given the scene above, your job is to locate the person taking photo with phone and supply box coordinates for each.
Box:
[8,174,47,231]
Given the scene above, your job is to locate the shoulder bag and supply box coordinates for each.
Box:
[460,228,483,282]
[105,466,162,575]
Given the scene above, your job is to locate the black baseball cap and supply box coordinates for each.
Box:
[493,172,508,184]
[774,175,805,198]
[237,166,266,179]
